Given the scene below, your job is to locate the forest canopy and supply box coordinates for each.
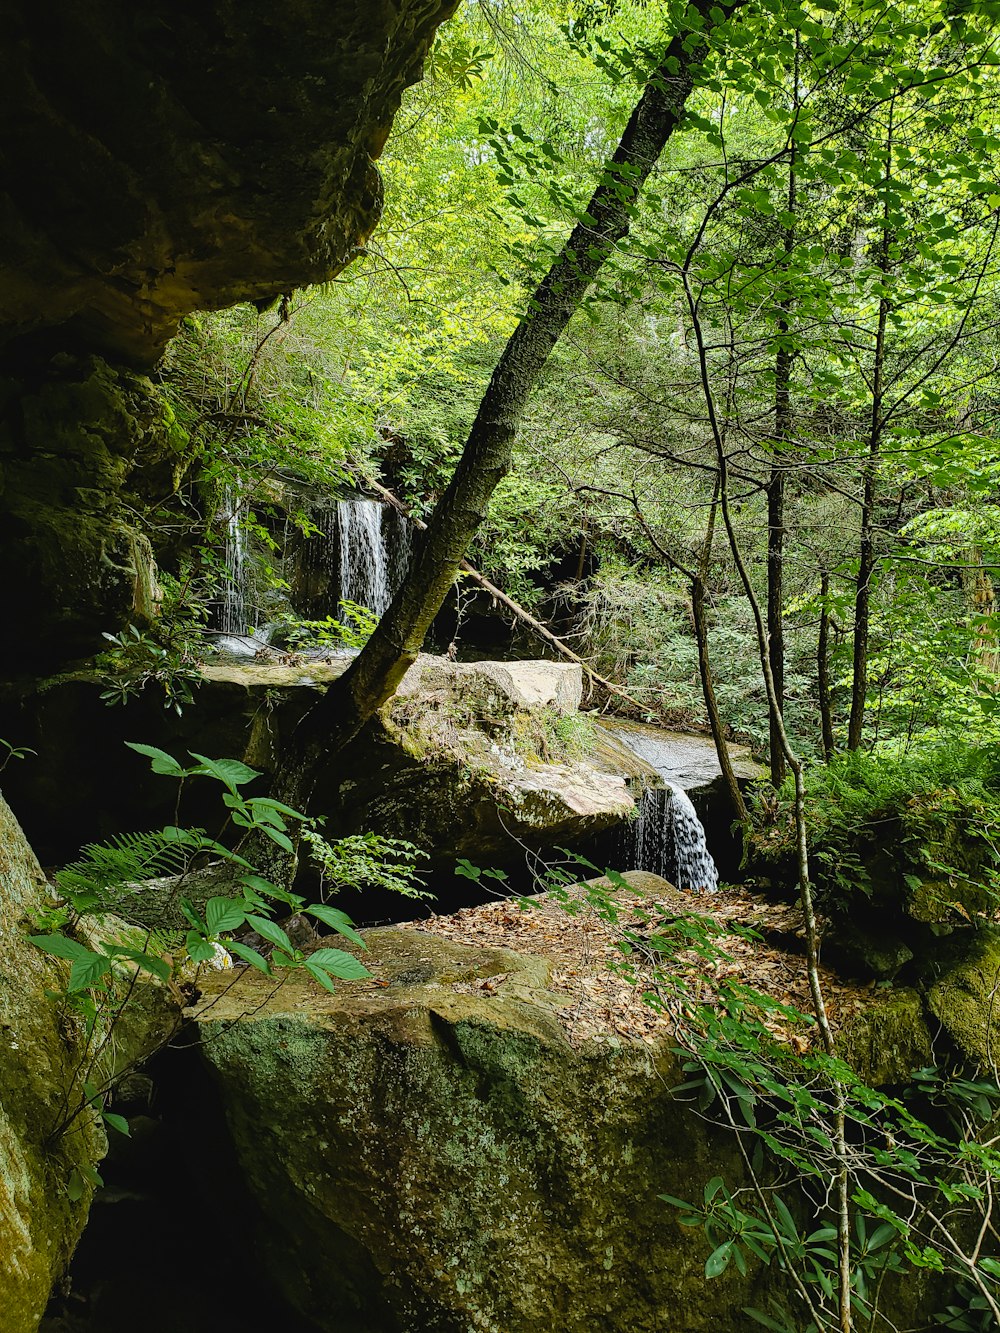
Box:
[152,0,1000,778]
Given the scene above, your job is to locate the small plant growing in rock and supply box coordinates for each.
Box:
[25,742,397,1171]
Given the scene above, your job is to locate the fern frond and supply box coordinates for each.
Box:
[56,830,192,912]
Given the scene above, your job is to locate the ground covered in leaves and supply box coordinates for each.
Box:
[400,873,882,1050]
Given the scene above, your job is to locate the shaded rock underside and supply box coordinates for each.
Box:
[1,0,459,366]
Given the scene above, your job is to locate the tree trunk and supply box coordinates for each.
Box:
[284,6,738,780]
[692,573,748,821]
[766,41,798,787]
[847,96,895,752]
[818,569,835,760]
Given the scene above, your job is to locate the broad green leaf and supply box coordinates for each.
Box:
[185,932,217,965]
[250,797,308,821]
[307,948,370,980]
[305,904,366,948]
[187,753,262,791]
[228,941,271,975]
[125,742,186,777]
[205,897,247,935]
[303,958,339,992]
[245,914,295,954]
[28,933,93,962]
[261,826,295,854]
[68,953,113,992]
[103,1112,130,1136]
[105,945,172,983]
[705,1242,732,1278]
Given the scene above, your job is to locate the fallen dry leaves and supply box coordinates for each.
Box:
[399,880,879,1050]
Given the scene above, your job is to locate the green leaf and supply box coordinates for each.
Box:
[705,1242,732,1278]
[306,948,370,980]
[102,1112,130,1136]
[262,826,295,854]
[67,953,113,992]
[305,904,366,948]
[240,874,301,907]
[704,1176,725,1204]
[205,897,247,935]
[228,941,271,975]
[124,742,186,777]
[245,914,295,954]
[187,753,262,791]
[105,945,172,983]
[248,797,307,821]
[184,932,217,965]
[303,958,339,992]
[27,933,93,962]
[658,1193,697,1211]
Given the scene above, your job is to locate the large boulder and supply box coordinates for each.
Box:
[192,917,757,1332]
[190,870,949,1333]
[928,928,1000,1068]
[0,658,639,870]
[0,793,106,1333]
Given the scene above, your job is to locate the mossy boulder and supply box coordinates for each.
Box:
[0,794,107,1333]
[928,927,1000,1068]
[835,988,934,1087]
[0,659,638,869]
[192,926,764,1333]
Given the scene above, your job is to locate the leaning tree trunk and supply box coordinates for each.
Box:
[280,1,742,800]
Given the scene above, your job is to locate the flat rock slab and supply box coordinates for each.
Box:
[600,720,763,791]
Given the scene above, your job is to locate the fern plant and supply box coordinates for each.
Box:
[26,740,425,1160]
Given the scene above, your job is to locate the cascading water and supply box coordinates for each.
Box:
[307,498,411,620]
[220,488,248,635]
[338,498,393,616]
[613,728,720,894]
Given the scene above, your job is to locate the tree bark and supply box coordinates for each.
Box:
[766,41,798,787]
[847,97,894,752]
[817,569,835,760]
[287,5,739,774]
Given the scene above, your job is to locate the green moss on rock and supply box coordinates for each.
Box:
[0,355,192,667]
[0,795,105,1333]
[836,988,934,1086]
[193,929,767,1333]
[928,928,1000,1067]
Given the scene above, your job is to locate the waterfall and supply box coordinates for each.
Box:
[613,728,720,894]
[220,488,248,635]
[308,498,411,619]
[337,499,391,615]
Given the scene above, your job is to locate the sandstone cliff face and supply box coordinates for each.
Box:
[0,1,458,663]
[1,0,458,366]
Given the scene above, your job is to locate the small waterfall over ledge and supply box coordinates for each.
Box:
[336,498,411,616]
[219,487,254,642]
[611,727,720,894]
[308,497,411,619]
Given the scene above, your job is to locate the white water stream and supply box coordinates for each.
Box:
[612,728,720,894]
[220,488,249,635]
[309,497,411,618]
